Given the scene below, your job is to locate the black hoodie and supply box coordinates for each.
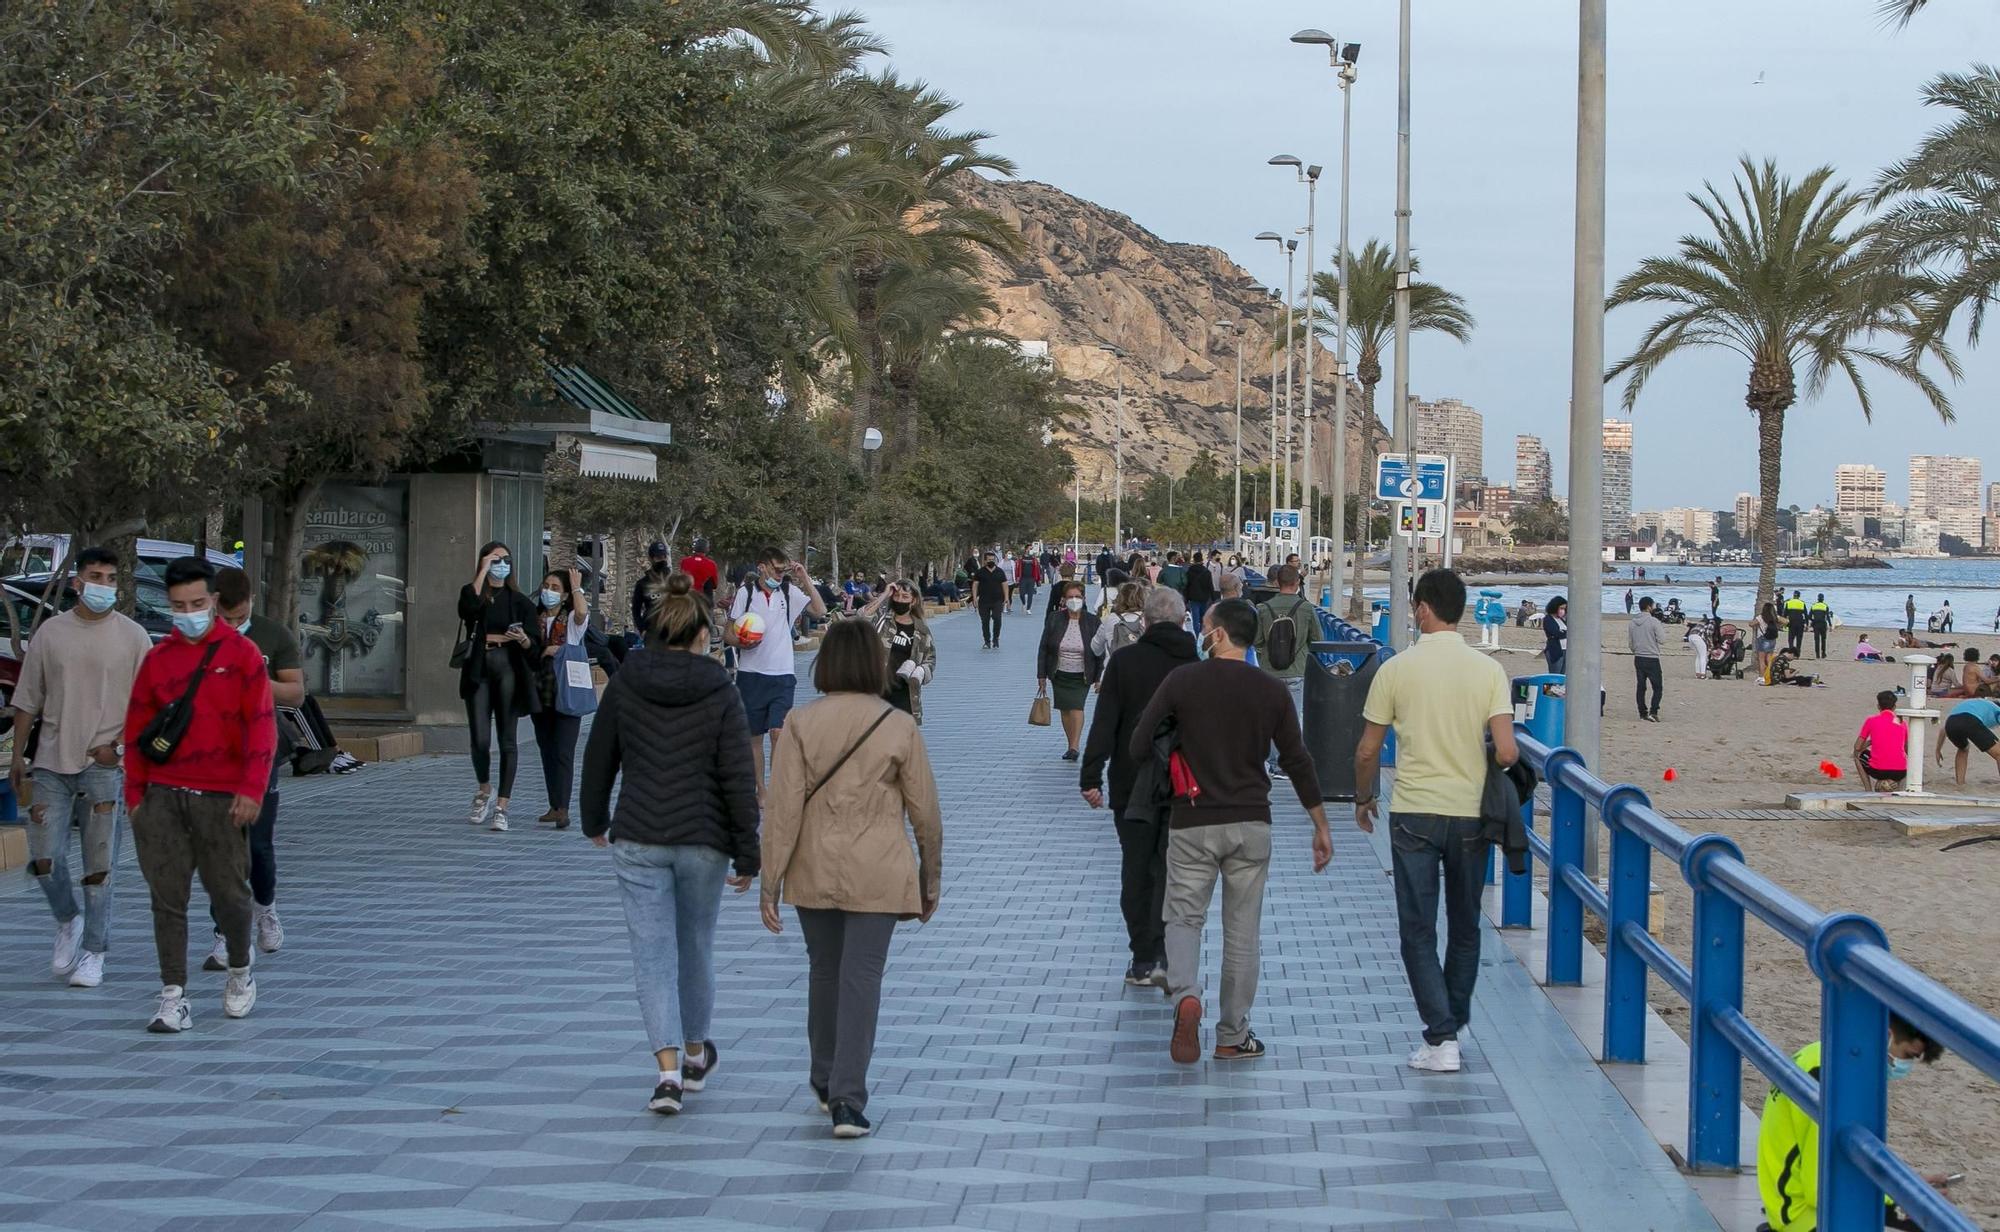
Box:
[1079,622,1200,815]
[579,646,760,875]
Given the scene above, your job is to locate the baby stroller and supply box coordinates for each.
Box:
[1707,623,1745,679]
[1659,598,1686,624]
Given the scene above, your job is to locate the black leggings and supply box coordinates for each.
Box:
[467,649,522,796]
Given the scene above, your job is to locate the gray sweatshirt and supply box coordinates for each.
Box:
[1627,612,1664,658]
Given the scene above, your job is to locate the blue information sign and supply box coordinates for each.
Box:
[1376,454,1448,502]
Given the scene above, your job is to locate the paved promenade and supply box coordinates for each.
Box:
[1,601,1718,1231]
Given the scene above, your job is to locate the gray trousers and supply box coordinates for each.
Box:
[796,908,898,1112]
[130,787,252,988]
[1163,822,1271,1048]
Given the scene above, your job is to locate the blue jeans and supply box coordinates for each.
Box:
[1390,812,1489,1045]
[610,840,730,1054]
[27,765,124,954]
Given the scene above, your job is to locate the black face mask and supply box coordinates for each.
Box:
[890,599,912,615]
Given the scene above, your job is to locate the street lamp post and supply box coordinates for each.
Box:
[1216,320,1243,559]
[1295,30,1361,612]
[1265,226,1298,509]
[1272,153,1323,583]
[1387,0,1415,650]
[1098,343,1126,552]
[1567,0,1609,877]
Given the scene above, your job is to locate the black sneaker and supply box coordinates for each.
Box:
[830,1100,872,1139]
[1061,748,1079,762]
[1123,960,1151,986]
[648,1078,683,1115]
[682,1040,718,1092]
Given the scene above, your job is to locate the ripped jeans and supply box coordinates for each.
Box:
[28,764,124,954]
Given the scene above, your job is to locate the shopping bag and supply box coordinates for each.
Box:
[555,641,600,717]
[1028,690,1052,727]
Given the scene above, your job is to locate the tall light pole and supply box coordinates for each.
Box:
[1255,239,1287,562]
[1387,0,1415,649]
[1215,320,1243,559]
[1272,153,1323,582]
[1296,30,1361,611]
[1099,343,1126,552]
[1262,218,1300,510]
[1567,0,1608,876]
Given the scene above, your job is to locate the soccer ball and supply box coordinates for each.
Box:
[734,611,766,648]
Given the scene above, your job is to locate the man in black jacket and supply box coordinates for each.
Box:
[1183,552,1217,632]
[973,552,1009,649]
[1080,586,1196,988]
[629,541,671,631]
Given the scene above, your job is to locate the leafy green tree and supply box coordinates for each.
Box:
[1510,499,1569,545]
[1607,157,1955,599]
[1873,65,2000,347]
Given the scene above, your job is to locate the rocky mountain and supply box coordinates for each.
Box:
[962,176,1390,505]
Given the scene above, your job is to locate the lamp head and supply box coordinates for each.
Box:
[862,427,884,452]
[1342,42,1361,64]
[1255,231,1284,243]
[1286,239,1298,253]
[1291,28,1335,46]
[1268,154,1302,169]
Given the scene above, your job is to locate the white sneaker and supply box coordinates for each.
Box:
[202,931,229,972]
[254,904,284,954]
[148,985,192,1033]
[468,791,491,825]
[52,915,85,979]
[1409,1040,1462,1072]
[489,809,509,832]
[223,967,257,1018]
[68,951,104,988]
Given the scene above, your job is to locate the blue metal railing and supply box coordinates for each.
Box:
[1505,733,2000,1232]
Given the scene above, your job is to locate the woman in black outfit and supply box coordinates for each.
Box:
[458,541,542,832]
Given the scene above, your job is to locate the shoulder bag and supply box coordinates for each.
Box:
[136,641,224,765]
[802,706,895,809]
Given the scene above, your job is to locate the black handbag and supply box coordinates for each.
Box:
[449,619,477,671]
[136,641,223,765]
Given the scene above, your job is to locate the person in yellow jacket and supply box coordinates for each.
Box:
[1758,1014,1947,1232]
[1783,590,1809,655]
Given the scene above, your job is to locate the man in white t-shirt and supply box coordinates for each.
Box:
[726,546,827,790]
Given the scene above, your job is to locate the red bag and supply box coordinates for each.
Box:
[1168,749,1201,802]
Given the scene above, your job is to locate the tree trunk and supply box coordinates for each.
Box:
[199,506,225,559]
[266,479,322,634]
[848,263,884,464]
[544,435,580,572]
[890,358,921,462]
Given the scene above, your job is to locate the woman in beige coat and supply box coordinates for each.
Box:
[760,619,942,1139]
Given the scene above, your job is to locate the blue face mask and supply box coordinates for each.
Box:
[489,560,511,582]
[761,574,781,591]
[539,589,562,609]
[79,581,117,614]
[172,608,214,640]
[1888,1056,1915,1081]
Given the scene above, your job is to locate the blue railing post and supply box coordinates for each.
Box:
[1499,789,1533,929]
[1683,833,1746,1172]
[1543,749,1586,986]
[1809,913,1892,1232]
[1601,785,1652,1063]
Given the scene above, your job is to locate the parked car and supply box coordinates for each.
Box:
[4,573,174,643]
[0,644,18,712]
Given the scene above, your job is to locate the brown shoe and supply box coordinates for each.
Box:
[1170,995,1201,1064]
[1212,1032,1266,1061]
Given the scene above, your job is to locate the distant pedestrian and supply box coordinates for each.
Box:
[1080,585,1198,988]
[761,620,942,1140]
[677,537,719,601]
[727,547,827,794]
[973,552,1009,648]
[122,557,276,1033]
[1092,581,1146,660]
[631,540,672,631]
[1906,593,1917,634]
[1132,598,1332,1064]
[1783,590,1807,655]
[1686,621,1710,680]
[1710,577,1721,619]
[581,572,759,1116]
[1157,551,1188,594]
[458,542,542,832]
[1936,696,2000,786]
[1940,599,1955,632]
[1252,565,1315,775]
[1015,554,1041,612]
[1037,580,1103,761]
[1808,593,1832,659]
[1623,587,1633,614]
[1753,602,1781,683]
[1353,570,1518,1073]
[528,566,591,829]
[8,545,152,989]
[1542,596,1569,674]
[1628,597,1664,721]
[1183,549,1217,631]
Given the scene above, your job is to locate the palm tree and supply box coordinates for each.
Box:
[1872,65,2000,346]
[874,256,999,456]
[1607,157,1956,601]
[1286,240,1474,421]
[1880,0,1929,25]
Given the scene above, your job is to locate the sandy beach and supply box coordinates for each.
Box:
[1478,614,2000,1224]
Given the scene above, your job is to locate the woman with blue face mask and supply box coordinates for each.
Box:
[456,542,543,831]
[530,567,592,828]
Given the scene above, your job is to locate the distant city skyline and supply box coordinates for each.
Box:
[850,1,1994,508]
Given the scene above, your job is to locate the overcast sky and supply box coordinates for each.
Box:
[843,0,1995,511]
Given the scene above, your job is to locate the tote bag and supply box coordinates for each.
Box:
[555,640,599,717]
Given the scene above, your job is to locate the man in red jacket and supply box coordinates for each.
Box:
[123,557,276,1034]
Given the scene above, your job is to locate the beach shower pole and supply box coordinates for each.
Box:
[1565,0,1608,877]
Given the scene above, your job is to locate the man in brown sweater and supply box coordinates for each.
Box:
[1131,598,1333,1064]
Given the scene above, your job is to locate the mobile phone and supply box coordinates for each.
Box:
[507,622,524,634]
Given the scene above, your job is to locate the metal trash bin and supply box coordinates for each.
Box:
[1512,673,1567,746]
[1303,641,1381,800]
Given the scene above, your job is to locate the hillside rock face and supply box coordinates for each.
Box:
[963,177,1390,507]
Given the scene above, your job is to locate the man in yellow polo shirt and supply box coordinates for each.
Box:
[1353,569,1517,1074]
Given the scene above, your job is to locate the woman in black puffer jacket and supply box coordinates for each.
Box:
[581,572,759,1117]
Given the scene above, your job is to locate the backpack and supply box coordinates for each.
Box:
[1109,615,1143,654]
[1262,595,1309,671]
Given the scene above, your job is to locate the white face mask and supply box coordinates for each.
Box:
[1065,597,1084,612]
[79,581,118,614]
[540,589,562,609]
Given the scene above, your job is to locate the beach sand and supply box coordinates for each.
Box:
[1479,615,1999,1224]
